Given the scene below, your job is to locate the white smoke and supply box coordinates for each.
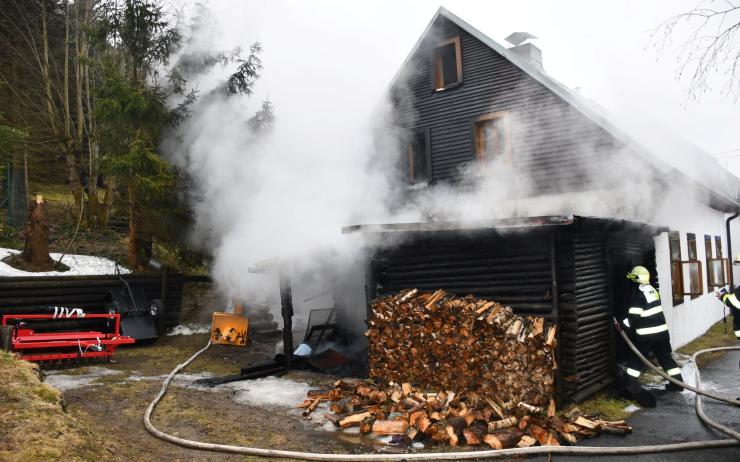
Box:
[163,1,729,322]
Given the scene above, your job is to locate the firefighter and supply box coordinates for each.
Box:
[622,266,684,394]
[716,254,740,341]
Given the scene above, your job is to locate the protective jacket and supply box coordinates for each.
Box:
[623,283,682,382]
[720,286,740,339]
[624,284,669,341]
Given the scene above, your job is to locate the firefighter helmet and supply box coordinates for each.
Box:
[626,266,650,284]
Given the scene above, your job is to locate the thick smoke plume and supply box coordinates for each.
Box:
[164,2,724,326]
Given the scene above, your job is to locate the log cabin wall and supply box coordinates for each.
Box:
[0,274,188,330]
[372,228,556,316]
[558,230,613,402]
[391,15,632,193]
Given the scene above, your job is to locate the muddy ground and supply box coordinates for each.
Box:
[40,331,421,462]
[25,327,740,462]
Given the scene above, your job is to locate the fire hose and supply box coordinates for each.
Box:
[144,328,740,460]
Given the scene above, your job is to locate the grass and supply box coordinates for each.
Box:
[564,392,635,421]
[677,316,738,366]
[0,351,119,462]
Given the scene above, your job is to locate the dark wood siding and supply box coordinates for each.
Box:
[0,274,186,329]
[391,16,633,193]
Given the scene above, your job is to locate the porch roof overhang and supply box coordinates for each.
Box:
[342,215,667,236]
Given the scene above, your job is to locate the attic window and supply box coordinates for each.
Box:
[407,129,431,184]
[474,112,512,162]
[432,36,462,90]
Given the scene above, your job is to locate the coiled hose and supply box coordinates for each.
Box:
[144,329,740,460]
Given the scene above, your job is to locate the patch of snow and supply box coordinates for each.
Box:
[374,435,394,444]
[226,376,311,407]
[342,426,361,434]
[167,323,211,336]
[44,366,123,391]
[321,419,338,432]
[411,442,424,449]
[141,373,312,408]
[0,247,130,277]
[623,404,641,413]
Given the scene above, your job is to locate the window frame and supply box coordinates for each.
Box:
[431,36,462,92]
[406,127,432,185]
[708,235,729,289]
[685,233,702,298]
[472,111,513,164]
[715,236,723,258]
[669,232,684,306]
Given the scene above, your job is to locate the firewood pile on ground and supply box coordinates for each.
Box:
[297,289,632,449]
[298,380,632,448]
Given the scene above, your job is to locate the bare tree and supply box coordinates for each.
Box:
[653,1,740,102]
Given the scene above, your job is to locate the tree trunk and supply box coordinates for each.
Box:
[41,0,83,215]
[127,177,140,269]
[99,175,115,227]
[21,196,52,266]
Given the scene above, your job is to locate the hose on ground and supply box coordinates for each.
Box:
[614,318,740,406]
[692,346,740,441]
[144,331,740,460]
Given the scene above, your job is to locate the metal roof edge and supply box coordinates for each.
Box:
[342,215,575,234]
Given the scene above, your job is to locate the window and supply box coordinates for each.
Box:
[407,129,431,184]
[715,236,723,258]
[669,232,683,305]
[684,233,703,297]
[474,112,512,163]
[708,235,729,289]
[705,235,713,288]
[432,36,462,91]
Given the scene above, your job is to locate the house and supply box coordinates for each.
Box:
[343,7,740,402]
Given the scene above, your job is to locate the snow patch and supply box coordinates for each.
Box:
[44,366,123,391]
[167,323,211,336]
[0,247,130,277]
[623,404,641,413]
[226,376,311,407]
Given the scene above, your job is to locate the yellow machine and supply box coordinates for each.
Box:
[210,304,249,346]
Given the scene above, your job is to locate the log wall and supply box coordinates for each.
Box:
[0,274,189,330]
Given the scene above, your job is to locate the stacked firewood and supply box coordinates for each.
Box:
[298,380,631,448]
[367,289,557,407]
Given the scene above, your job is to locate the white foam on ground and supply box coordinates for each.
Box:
[167,323,211,336]
[0,247,130,277]
[44,366,123,391]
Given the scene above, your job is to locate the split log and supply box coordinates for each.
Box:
[339,412,372,429]
[517,435,537,447]
[488,416,517,431]
[463,428,480,446]
[484,428,524,449]
[302,398,321,417]
[574,416,598,429]
[372,420,409,435]
[518,402,544,414]
[529,424,560,446]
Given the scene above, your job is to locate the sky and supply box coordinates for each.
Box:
[195,0,740,175]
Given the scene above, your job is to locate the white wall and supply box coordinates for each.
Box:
[653,204,732,349]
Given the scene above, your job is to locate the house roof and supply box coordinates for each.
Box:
[388,6,740,211]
